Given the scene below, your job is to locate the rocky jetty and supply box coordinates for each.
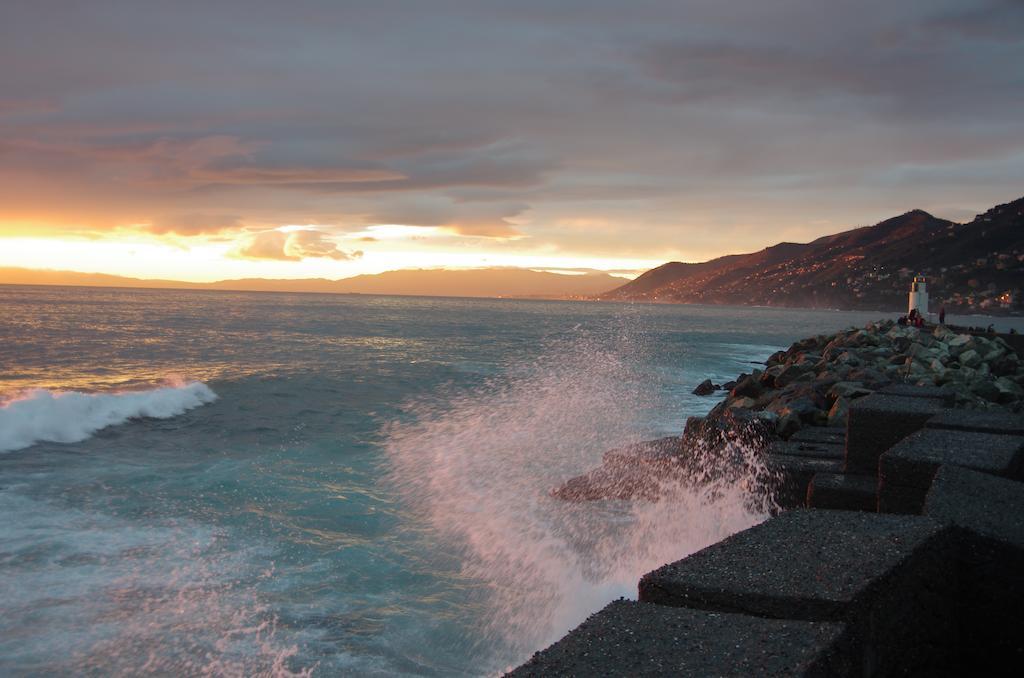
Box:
[520,322,1024,676]
[704,320,1023,441]
[552,320,1023,502]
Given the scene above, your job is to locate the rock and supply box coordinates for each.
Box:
[959,349,982,369]
[948,334,973,356]
[776,364,812,387]
[828,381,872,402]
[991,355,1020,377]
[836,351,861,367]
[983,348,1005,363]
[847,367,890,388]
[731,374,763,399]
[970,378,1002,403]
[777,412,802,438]
[728,396,757,409]
[828,397,850,427]
[994,377,1024,403]
[760,365,785,386]
[693,379,717,396]
[721,380,737,391]
[780,397,824,425]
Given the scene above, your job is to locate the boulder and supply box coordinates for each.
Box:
[994,376,1024,403]
[777,413,802,438]
[970,378,1001,403]
[828,397,850,428]
[731,374,762,399]
[728,396,757,410]
[692,379,717,396]
[959,349,982,369]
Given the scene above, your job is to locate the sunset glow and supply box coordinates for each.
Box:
[2,1,1023,289]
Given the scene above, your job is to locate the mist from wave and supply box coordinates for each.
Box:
[383,332,773,672]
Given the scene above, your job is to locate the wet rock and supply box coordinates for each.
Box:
[731,374,763,399]
[692,379,717,396]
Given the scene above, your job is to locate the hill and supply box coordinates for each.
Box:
[602,197,1024,315]
[0,266,623,300]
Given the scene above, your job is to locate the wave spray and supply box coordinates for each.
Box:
[384,331,773,672]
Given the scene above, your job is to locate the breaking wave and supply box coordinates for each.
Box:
[0,381,218,452]
[383,333,773,672]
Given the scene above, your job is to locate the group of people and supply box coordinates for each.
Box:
[898,308,927,328]
[896,307,1011,335]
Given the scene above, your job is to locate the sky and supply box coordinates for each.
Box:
[1,0,1023,282]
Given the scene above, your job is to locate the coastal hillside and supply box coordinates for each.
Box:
[603,196,1024,314]
[0,266,622,299]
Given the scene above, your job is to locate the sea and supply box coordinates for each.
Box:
[1,285,1017,676]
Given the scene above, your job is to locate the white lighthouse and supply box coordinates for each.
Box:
[908,275,929,316]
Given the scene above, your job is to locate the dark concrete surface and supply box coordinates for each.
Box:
[506,600,854,677]
[790,427,847,445]
[924,465,1024,673]
[766,454,844,508]
[925,464,1024,547]
[765,440,844,461]
[877,383,955,405]
[926,409,1024,436]
[639,510,957,676]
[879,428,1024,514]
[807,473,877,512]
[881,428,1024,489]
[845,394,946,474]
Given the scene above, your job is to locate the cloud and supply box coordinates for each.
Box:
[235,230,362,261]
[2,1,1023,261]
[367,199,529,239]
[144,214,242,236]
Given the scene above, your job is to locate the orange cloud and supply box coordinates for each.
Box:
[234,230,362,261]
[144,214,243,236]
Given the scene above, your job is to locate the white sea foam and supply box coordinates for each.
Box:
[0,381,218,452]
[384,333,774,672]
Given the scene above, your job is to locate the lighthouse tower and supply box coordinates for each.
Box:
[908,275,929,316]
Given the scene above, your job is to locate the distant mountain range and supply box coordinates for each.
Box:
[602,196,1024,315]
[5,196,1022,312]
[0,266,623,299]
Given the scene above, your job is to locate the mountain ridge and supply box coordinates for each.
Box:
[602,197,1024,315]
[0,266,623,299]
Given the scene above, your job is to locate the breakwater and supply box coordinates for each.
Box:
[511,320,1024,676]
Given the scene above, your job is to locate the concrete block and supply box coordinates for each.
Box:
[807,473,877,512]
[877,383,955,405]
[507,600,854,677]
[639,510,957,677]
[924,466,1024,673]
[765,440,844,461]
[790,427,847,445]
[844,394,944,474]
[879,428,1024,514]
[766,454,843,509]
[926,409,1024,436]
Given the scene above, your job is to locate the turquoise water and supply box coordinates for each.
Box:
[0,286,903,675]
